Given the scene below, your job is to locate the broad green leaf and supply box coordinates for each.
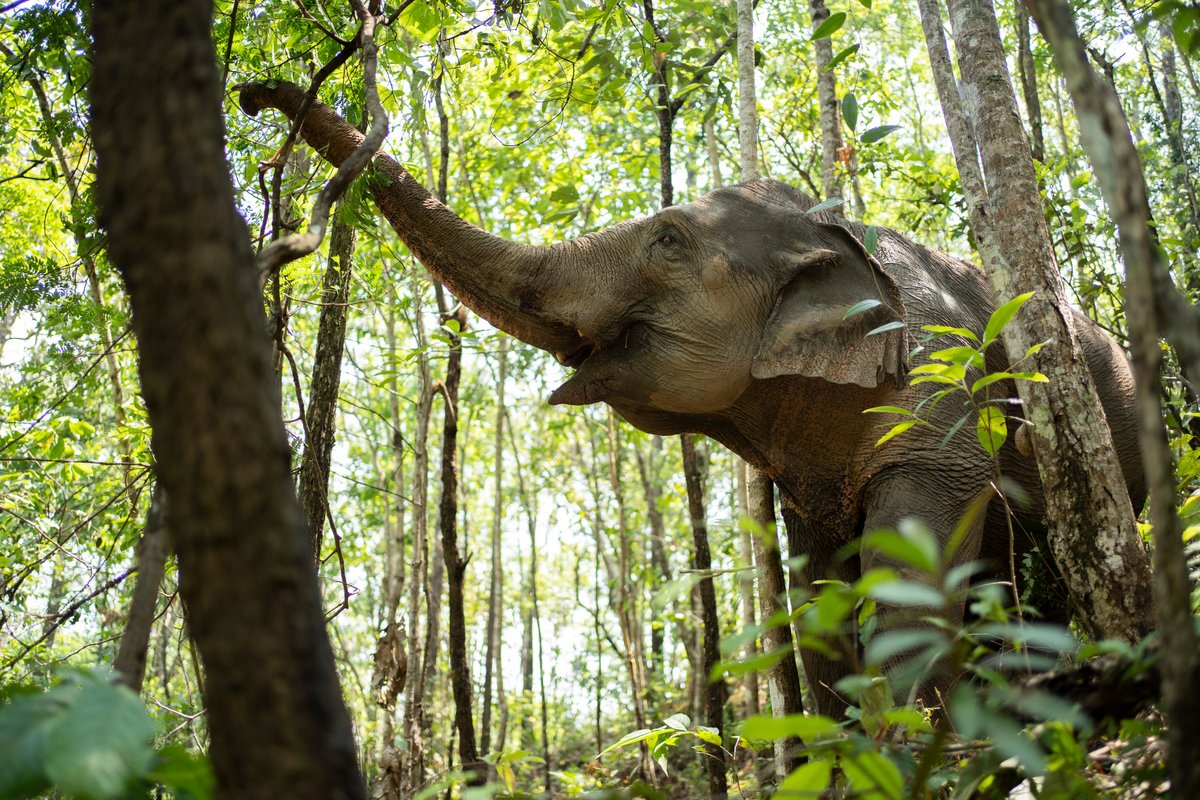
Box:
[0,689,58,799]
[661,713,689,732]
[825,44,860,72]
[806,196,844,215]
[865,628,947,667]
[694,726,721,745]
[44,680,156,800]
[146,745,214,800]
[811,12,847,40]
[843,298,881,319]
[867,579,944,607]
[842,92,859,132]
[712,646,788,680]
[597,727,655,758]
[861,124,901,144]
[842,750,904,799]
[740,713,839,743]
[983,291,1034,345]
[975,406,1007,456]
[864,223,878,254]
[865,522,939,573]
[922,324,980,342]
[929,346,984,368]
[777,759,833,796]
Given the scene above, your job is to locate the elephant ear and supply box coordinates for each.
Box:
[752,222,909,388]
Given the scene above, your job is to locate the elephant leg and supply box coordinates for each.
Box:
[781,506,861,719]
[860,468,989,712]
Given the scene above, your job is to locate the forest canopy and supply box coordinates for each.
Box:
[1,0,1198,798]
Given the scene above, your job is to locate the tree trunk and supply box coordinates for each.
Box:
[298,207,356,557]
[1022,0,1200,791]
[749,474,805,778]
[940,0,1156,643]
[809,0,846,210]
[481,335,508,759]
[735,462,761,717]
[681,435,729,799]
[400,271,434,793]
[114,487,168,693]
[1014,0,1046,163]
[90,0,363,795]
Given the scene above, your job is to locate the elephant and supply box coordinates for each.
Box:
[238,81,1144,718]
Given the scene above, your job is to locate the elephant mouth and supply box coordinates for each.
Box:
[555,339,595,368]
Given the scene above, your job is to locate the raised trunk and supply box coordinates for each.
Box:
[238,82,592,363]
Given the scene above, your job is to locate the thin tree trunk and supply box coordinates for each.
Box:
[681,436,728,799]
[481,339,508,759]
[735,462,760,717]
[1022,0,1200,791]
[400,271,434,794]
[114,487,169,693]
[1014,0,1046,163]
[737,0,804,777]
[605,413,655,781]
[809,0,846,209]
[298,206,356,556]
[938,0,1156,642]
[90,0,363,794]
[635,439,670,679]
[372,289,408,800]
[748,473,805,778]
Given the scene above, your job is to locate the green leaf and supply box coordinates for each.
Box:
[661,713,689,732]
[930,346,984,368]
[867,579,944,607]
[983,291,1034,345]
[44,680,157,800]
[863,223,878,254]
[863,523,939,573]
[865,628,947,666]
[811,11,847,40]
[842,92,859,132]
[862,405,913,416]
[867,321,905,336]
[975,406,1007,456]
[825,44,860,72]
[861,124,901,144]
[145,745,214,800]
[806,196,844,215]
[843,298,881,319]
[875,419,920,446]
[842,750,904,799]
[0,690,58,799]
[777,759,833,796]
[741,713,839,743]
[922,324,980,342]
[970,370,1048,394]
[694,726,721,745]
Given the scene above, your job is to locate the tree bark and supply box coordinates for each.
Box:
[1022,0,1200,791]
[114,487,168,693]
[1014,0,1046,163]
[748,473,805,778]
[809,0,846,210]
[940,0,1156,643]
[299,208,356,557]
[481,332,507,759]
[90,0,363,795]
[681,435,729,799]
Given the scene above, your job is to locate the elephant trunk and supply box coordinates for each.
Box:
[238,80,591,364]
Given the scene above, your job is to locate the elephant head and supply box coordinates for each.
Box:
[238,82,908,437]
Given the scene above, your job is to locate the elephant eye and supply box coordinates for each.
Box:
[655,231,676,247]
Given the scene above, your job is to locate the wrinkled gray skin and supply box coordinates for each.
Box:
[241,82,1144,717]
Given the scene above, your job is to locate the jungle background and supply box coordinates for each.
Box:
[1,0,1198,797]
